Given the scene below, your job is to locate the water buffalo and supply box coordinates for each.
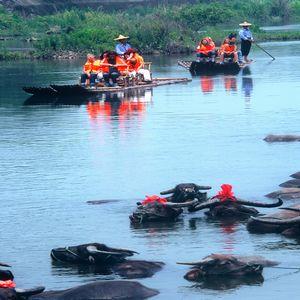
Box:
[29,281,158,300]
[0,281,158,300]
[178,254,278,287]
[265,188,300,200]
[0,263,13,282]
[129,199,199,223]
[188,197,283,219]
[279,179,300,188]
[248,204,300,237]
[51,243,136,265]
[0,287,45,300]
[264,134,300,142]
[160,183,211,203]
[291,172,300,179]
[51,243,163,279]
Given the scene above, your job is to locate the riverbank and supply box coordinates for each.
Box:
[1,1,300,60]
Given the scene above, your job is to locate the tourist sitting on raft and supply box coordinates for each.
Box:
[219,33,238,63]
[124,48,151,82]
[100,51,128,87]
[81,54,101,87]
[196,37,216,62]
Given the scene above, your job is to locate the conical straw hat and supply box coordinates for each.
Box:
[239,21,252,26]
[114,34,129,41]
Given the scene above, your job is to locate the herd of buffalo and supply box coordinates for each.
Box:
[2,167,300,299]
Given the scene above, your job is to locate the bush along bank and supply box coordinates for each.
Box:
[1,1,300,59]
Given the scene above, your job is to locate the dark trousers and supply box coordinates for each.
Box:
[103,72,120,85]
[197,51,216,58]
[241,40,252,56]
[81,73,97,86]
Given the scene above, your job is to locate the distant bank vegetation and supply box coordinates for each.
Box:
[1,0,300,59]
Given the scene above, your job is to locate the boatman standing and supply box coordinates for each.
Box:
[114,34,131,56]
[239,21,253,63]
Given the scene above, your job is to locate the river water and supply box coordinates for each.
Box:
[1,41,300,299]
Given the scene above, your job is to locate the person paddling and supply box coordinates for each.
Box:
[239,21,254,63]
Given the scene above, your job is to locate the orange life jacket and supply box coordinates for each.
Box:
[127,53,144,72]
[92,60,102,73]
[100,56,128,73]
[196,42,215,54]
[83,61,93,73]
[223,44,237,54]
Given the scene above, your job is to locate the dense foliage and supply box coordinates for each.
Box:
[1,0,300,58]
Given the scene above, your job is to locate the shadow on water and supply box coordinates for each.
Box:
[188,274,264,291]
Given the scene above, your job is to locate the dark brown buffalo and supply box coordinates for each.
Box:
[130,199,199,223]
[160,183,211,203]
[51,243,163,279]
[248,204,300,237]
[291,172,300,179]
[279,179,300,188]
[0,263,13,282]
[179,254,278,285]
[188,197,283,219]
[28,281,158,300]
[264,134,300,142]
[265,188,300,200]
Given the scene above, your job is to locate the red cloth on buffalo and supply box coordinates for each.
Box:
[213,184,236,202]
[0,280,16,288]
[141,195,167,205]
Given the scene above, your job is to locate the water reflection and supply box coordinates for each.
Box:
[242,67,253,101]
[86,89,152,122]
[189,274,264,290]
[199,66,253,101]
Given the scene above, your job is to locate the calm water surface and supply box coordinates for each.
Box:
[1,41,300,299]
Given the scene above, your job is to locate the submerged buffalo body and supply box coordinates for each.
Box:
[265,188,300,200]
[51,243,163,279]
[188,197,283,219]
[264,134,300,143]
[179,254,277,283]
[29,281,159,300]
[279,179,300,188]
[247,204,300,237]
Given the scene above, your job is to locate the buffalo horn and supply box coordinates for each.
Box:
[0,262,11,267]
[160,188,175,195]
[250,215,300,225]
[188,198,221,212]
[165,199,199,208]
[279,207,300,213]
[235,197,283,208]
[86,246,132,256]
[196,185,212,190]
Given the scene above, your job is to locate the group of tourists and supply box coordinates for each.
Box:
[81,34,151,88]
[196,21,254,64]
[81,21,254,88]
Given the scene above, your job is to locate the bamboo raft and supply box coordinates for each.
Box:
[178,60,244,75]
[23,77,191,97]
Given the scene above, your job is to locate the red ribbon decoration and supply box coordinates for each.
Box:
[0,280,16,288]
[141,195,167,205]
[213,184,236,202]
